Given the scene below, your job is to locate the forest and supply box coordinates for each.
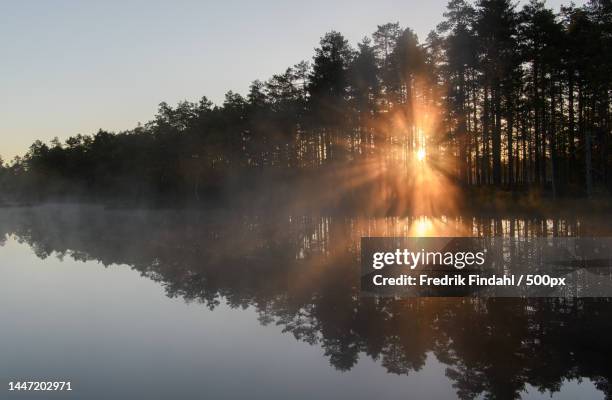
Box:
[1,0,610,210]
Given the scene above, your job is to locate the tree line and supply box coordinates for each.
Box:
[1,0,610,204]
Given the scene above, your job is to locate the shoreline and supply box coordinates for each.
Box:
[2,196,611,219]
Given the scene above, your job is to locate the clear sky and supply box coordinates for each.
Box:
[0,0,584,160]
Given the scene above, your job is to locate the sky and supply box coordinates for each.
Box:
[0,0,585,160]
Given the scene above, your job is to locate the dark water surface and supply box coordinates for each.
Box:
[1,205,611,400]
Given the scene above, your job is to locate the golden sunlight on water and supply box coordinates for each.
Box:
[406,216,470,237]
[410,216,433,236]
[416,148,426,162]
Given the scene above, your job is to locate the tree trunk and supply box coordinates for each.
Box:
[492,84,502,185]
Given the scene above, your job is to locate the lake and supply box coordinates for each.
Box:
[1,205,611,399]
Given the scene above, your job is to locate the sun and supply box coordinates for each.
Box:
[416,148,426,162]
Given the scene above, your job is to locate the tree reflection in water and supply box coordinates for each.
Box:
[1,206,611,400]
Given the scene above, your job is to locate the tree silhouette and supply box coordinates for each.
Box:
[1,0,610,206]
[2,207,612,399]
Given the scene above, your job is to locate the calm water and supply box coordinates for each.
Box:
[1,206,611,400]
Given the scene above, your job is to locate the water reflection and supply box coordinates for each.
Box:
[0,206,611,399]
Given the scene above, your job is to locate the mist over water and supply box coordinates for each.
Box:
[1,205,611,399]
